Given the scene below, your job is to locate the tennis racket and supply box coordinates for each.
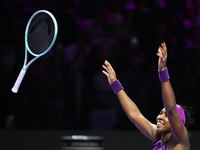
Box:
[11,10,58,93]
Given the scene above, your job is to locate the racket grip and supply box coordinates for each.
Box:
[11,69,26,93]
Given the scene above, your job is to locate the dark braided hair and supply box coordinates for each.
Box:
[180,105,195,129]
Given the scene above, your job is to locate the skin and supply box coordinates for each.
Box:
[102,42,190,149]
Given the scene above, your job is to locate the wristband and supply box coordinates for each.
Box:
[158,67,170,82]
[110,80,124,94]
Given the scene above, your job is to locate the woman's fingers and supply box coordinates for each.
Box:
[102,61,112,76]
[104,60,113,74]
[157,48,163,58]
[105,60,116,74]
[161,42,167,51]
[102,64,108,72]
[102,70,108,77]
[161,42,167,58]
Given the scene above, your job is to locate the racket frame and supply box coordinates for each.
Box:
[12,10,58,93]
[23,10,58,69]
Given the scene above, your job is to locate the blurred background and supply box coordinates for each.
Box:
[0,0,199,133]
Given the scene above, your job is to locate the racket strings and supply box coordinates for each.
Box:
[28,13,55,55]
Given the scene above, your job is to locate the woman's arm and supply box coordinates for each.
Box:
[156,42,189,144]
[102,60,157,140]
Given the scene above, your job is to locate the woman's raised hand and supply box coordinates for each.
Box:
[102,60,117,85]
[156,42,167,71]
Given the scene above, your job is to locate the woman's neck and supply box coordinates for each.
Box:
[160,132,172,145]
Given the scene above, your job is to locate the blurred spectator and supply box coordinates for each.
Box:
[5,114,21,130]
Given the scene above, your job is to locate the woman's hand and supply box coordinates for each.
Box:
[102,60,117,85]
[156,42,167,71]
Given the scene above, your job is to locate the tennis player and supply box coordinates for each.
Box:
[102,42,193,150]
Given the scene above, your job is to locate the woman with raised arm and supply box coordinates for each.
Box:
[102,42,192,150]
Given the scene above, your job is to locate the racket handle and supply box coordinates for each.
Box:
[11,69,26,93]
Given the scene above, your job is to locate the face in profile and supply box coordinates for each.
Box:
[156,108,171,134]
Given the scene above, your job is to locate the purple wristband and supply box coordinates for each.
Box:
[158,67,170,82]
[110,80,124,94]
